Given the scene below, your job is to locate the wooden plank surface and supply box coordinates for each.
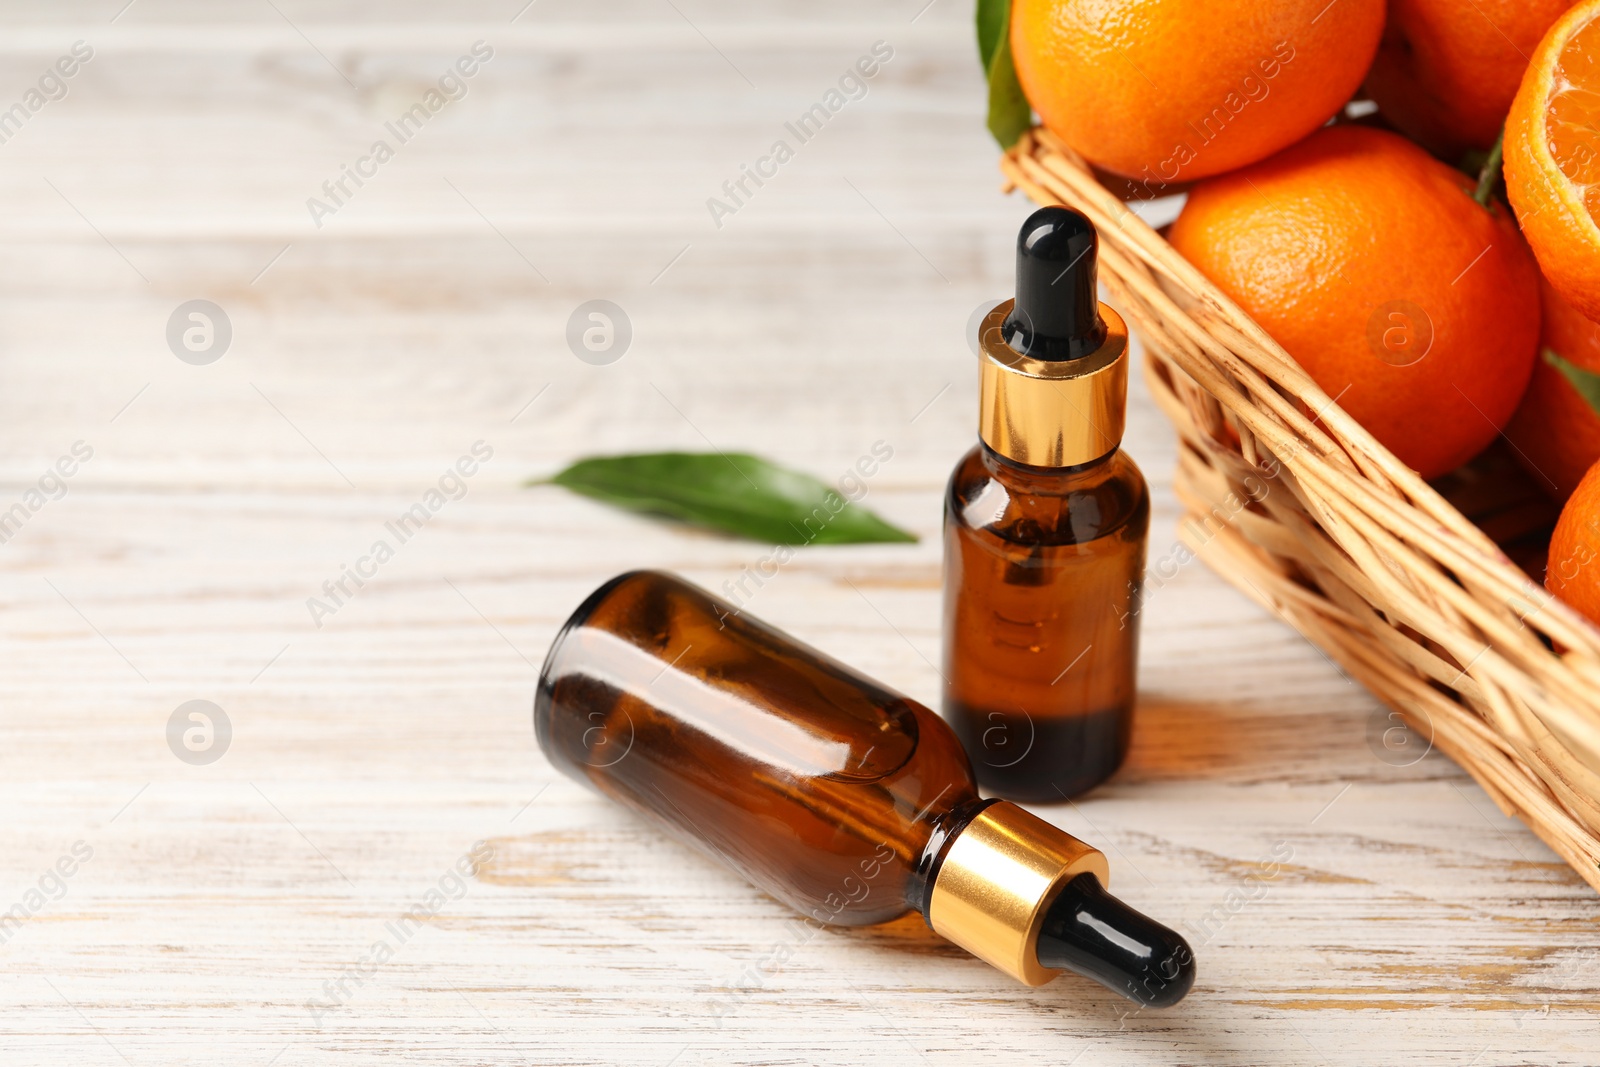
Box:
[1,3,1596,1064]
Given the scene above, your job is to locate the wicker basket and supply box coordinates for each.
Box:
[1003,127,1600,893]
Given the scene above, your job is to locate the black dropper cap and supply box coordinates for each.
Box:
[1036,873,1196,1008]
[1002,205,1107,362]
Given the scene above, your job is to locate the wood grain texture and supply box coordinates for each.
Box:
[0,4,1595,1065]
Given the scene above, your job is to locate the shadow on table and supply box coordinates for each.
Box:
[1111,693,1454,787]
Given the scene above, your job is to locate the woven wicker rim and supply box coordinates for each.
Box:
[1004,127,1600,893]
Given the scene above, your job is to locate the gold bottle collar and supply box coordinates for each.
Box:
[927,801,1110,986]
[977,299,1129,468]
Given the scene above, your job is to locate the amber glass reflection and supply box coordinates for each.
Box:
[536,571,982,926]
[942,442,1149,801]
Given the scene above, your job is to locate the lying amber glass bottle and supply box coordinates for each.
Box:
[536,570,1193,1005]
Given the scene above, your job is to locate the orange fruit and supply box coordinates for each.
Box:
[1505,0,1600,325]
[1364,0,1577,157]
[1503,277,1600,500]
[1010,0,1385,183]
[1547,458,1600,624]
[1169,125,1542,480]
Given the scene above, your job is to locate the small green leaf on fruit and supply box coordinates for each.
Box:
[531,452,917,546]
[1472,128,1505,209]
[976,0,1009,75]
[1546,347,1600,420]
[977,0,1031,149]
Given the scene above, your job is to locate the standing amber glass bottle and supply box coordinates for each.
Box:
[943,206,1149,802]
[536,570,1193,1005]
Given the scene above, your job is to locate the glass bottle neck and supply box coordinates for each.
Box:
[978,439,1120,484]
[909,796,999,919]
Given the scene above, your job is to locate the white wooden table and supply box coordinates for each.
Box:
[2,4,1596,1064]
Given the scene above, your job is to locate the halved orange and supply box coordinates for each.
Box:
[1505,0,1600,325]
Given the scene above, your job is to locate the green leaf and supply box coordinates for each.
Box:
[976,0,1009,76]
[1473,127,1505,209]
[987,36,1032,150]
[1546,347,1600,420]
[977,0,1031,149]
[532,452,918,546]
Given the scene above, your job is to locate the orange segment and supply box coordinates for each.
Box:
[1550,19,1600,187]
[1507,0,1600,325]
[1564,13,1600,79]
[1548,92,1600,185]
